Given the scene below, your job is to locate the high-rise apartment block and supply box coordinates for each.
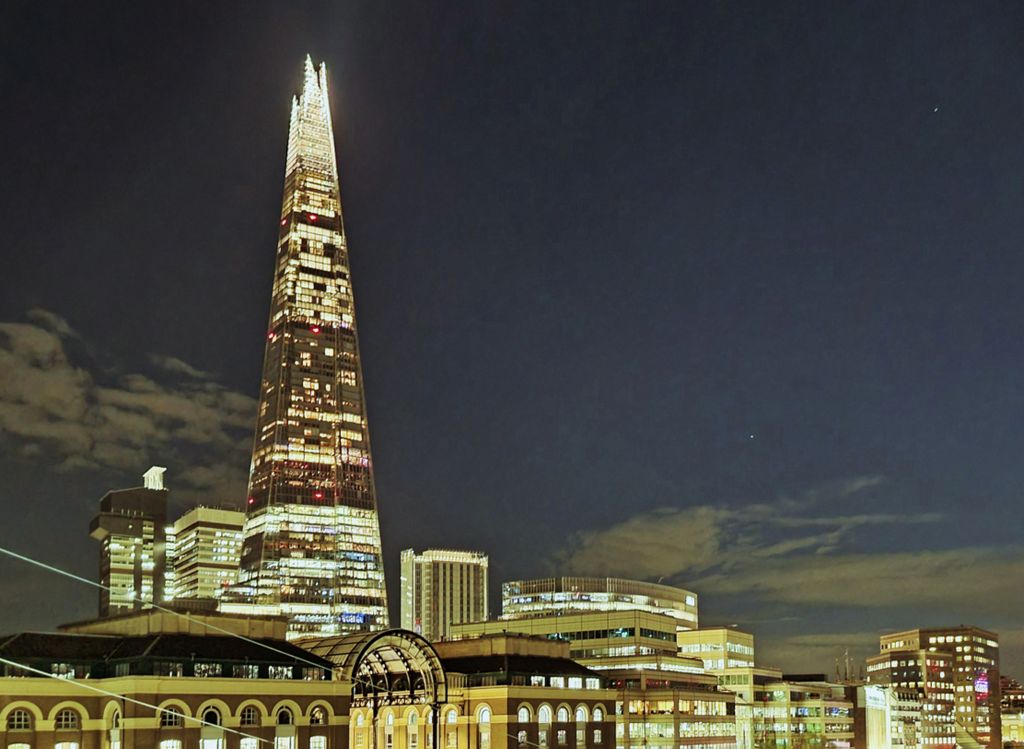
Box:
[88,466,168,617]
[231,57,388,637]
[399,548,488,641]
[165,506,245,601]
[502,577,698,629]
[867,625,1000,747]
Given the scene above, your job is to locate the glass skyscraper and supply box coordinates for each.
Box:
[232,57,388,638]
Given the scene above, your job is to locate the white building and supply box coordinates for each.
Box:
[400,548,488,641]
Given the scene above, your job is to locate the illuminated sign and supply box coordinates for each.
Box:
[975,673,989,699]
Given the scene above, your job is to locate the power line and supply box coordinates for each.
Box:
[0,544,331,673]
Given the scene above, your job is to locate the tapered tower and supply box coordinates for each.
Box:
[234,57,388,637]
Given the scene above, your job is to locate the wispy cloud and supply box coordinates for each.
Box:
[0,310,254,505]
[554,476,939,579]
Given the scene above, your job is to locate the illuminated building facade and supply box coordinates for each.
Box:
[676,628,755,672]
[454,610,683,661]
[400,548,489,642]
[865,648,955,747]
[868,626,1001,747]
[89,466,169,617]
[234,57,388,637]
[714,667,854,749]
[166,506,245,601]
[502,577,698,630]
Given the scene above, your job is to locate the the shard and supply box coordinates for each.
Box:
[232,57,388,638]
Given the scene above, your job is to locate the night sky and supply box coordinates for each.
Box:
[2,2,1023,675]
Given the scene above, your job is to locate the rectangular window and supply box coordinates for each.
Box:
[539,730,548,748]
[593,730,602,744]
[310,738,326,749]
[276,737,295,749]
[557,730,567,746]
[517,731,528,748]
[550,677,565,688]
[233,664,259,678]
[241,740,259,749]
[269,665,294,679]
[194,663,223,677]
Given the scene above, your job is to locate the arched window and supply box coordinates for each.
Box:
[7,709,32,730]
[277,708,293,726]
[111,712,121,729]
[445,710,456,724]
[55,709,80,730]
[384,713,395,749]
[593,707,604,722]
[202,708,221,727]
[538,706,552,725]
[408,712,419,749]
[356,713,365,728]
[161,708,184,728]
[310,707,326,726]
[556,707,569,724]
[444,710,457,749]
[241,707,259,727]
[574,707,587,745]
[575,708,586,724]
[477,707,491,749]
[518,707,530,723]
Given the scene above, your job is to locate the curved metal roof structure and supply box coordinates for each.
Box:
[301,629,446,705]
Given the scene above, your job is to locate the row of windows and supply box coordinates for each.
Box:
[6,705,330,732]
[7,710,81,731]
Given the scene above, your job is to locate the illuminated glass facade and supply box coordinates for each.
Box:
[502,577,698,629]
[235,57,388,637]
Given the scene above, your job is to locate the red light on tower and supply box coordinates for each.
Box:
[310,325,320,334]
[308,213,317,222]
[247,496,255,505]
[313,490,324,500]
[280,218,287,226]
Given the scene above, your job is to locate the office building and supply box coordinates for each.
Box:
[166,506,245,601]
[454,609,683,661]
[868,626,1000,747]
[400,548,489,642]
[677,628,755,671]
[865,645,955,747]
[88,466,169,617]
[232,56,388,637]
[502,577,698,629]
[715,667,854,748]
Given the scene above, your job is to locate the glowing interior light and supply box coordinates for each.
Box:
[248,497,255,505]
[268,332,276,340]
[310,325,321,334]
[280,218,287,226]
[313,491,324,499]
[309,213,318,221]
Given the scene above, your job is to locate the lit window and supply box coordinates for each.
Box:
[241,707,259,727]
[160,741,183,749]
[310,738,326,749]
[518,707,530,723]
[556,708,569,723]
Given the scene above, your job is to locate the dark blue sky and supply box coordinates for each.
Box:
[2,1,1023,673]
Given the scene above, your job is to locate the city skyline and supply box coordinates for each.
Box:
[2,1,1024,678]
